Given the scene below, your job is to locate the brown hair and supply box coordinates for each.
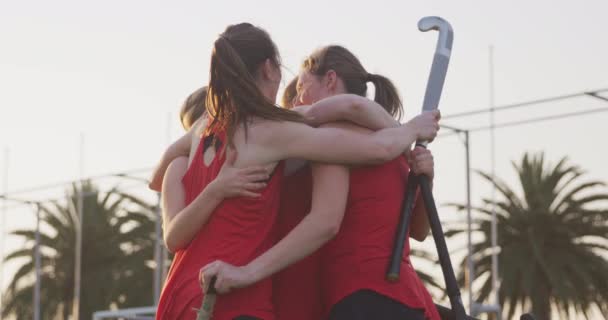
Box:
[281,77,298,108]
[302,45,403,119]
[179,86,207,130]
[206,23,304,146]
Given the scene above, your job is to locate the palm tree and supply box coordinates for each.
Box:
[2,181,158,320]
[411,247,444,296]
[446,152,608,320]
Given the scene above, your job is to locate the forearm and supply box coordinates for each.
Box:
[308,94,398,130]
[276,121,420,166]
[149,134,191,191]
[410,181,433,241]
[164,183,223,251]
[246,212,337,283]
[371,122,420,162]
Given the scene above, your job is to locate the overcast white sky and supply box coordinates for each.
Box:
[1,0,607,316]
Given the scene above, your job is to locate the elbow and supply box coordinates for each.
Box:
[411,232,426,242]
[346,96,363,116]
[374,143,397,164]
[148,170,163,192]
[321,212,342,239]
[340,94,365,123]
[163,231,183,253]
[410,227,430,242]
[325,222,340,239]
[149,180,161,192]
[163,235,176,254]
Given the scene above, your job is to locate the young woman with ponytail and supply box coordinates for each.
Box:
[297,45,441,320]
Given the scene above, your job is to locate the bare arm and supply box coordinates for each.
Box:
[149,131,192,192]
[410,186,432,241]
[162,153,269,253]
[407,147,434,241]
[161,156,222,253]
[261,110,439,166]
[245,163,349,283]
[199,162,349,293]
[149,117,207,191]
[296,94,399,130]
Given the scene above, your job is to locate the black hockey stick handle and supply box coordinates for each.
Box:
[419,175,467,320]
[386,170,420,281]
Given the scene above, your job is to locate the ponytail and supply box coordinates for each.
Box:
[206,23,304,147]
[367,73,403,120]
[303,45,403,120]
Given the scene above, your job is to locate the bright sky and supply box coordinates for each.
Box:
[1,0,607,316]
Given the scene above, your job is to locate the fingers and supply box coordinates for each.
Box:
[245,174,270,183]
[214,275,234,294]
[242,166,269,176]
[199,260,237,295]
[240,190,262,198]
[433,109,441,120]
[404,149,413,164]
[411,147,432,157]
[243,182,267,190]
[427,110,441,131]
[413,153,433,167]
[200,261,222,293]
[409,148,434,177]
[413,162,434,177]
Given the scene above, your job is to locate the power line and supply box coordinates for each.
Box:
[0,167,153,198]
[443,88,608,120]
[438,106,608,138]
[468,106,608,132]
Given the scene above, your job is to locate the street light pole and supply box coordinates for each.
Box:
[34,202,41,320]
[0,148,8,316]
[72,133,85,320]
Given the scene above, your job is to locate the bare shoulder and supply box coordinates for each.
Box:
[246,117,298,141]
[227,118,290,167]
[236,117,308,152]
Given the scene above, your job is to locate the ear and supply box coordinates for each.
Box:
[261,59,273,80]
[262,59,280,81]
[325,69,338,91]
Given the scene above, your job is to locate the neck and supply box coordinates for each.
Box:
[330,87,348,97]
[257,81,276,103]
[334,78,348,95]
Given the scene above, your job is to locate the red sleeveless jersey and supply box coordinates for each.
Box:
[272,165,323,320]
[320,156,440,320]
[156,131,284,320]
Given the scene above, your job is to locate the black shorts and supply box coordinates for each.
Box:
[329,290,426,320]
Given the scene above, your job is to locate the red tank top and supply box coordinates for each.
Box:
[156,130,284,320]
[272,165,323,320]
[321,156,440,320]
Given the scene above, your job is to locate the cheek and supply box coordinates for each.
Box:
[302,86,325,104]
[293,95,304,107]
[300,90,314,105]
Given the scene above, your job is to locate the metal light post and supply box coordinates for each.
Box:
[33,202,41,320]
